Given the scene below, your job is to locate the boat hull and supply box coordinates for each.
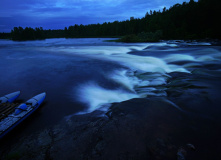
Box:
[0,92,46,139]
[0,91,20,104]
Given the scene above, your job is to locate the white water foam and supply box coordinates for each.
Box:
[163,54,196,63]
[65,43,192,114]
[62,41,220,114]
[109,69,148,92]
[109,69,168,91]
[76,82,138,114]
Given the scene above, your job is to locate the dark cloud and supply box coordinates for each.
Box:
[0,0,189,32]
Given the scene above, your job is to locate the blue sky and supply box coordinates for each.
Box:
[0,0,189,32]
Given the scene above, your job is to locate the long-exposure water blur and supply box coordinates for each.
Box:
[1,38,221,159]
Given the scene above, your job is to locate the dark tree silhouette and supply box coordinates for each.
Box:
[4,0,221,41]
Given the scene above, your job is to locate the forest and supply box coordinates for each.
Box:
[0,0,220,41]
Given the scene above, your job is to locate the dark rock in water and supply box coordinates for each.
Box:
[2,67,221,160]
[1,97,193,160]
[168,60,196,66]
[177,147,186,160]
[56,97,189,160]
[186,144,196,151]
[209,39,221,46]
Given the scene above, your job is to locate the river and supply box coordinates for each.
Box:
[1,38,221,158]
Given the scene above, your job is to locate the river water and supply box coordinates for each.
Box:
[0,38,221,140]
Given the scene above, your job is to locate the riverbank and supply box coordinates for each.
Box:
[1,68,221,160]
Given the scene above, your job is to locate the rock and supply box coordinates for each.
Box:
[2,97,190,160]
[2,80,221,160]
[187,144,196,151]
[177,147,187,160]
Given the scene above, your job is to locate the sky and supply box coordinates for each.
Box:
[0,0,189,32]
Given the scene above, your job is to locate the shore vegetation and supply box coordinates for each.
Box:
[0,0,220,42]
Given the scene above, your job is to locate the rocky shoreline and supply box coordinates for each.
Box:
[1,68,221,160]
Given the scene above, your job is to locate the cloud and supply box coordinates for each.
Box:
[0,0,188,32]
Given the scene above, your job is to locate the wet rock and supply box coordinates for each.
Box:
[2,97,191,160]
[2,83,221,160]
[147,138,177,160]
[209,39,221,46]
[186,143,196,151]
[177,147,187,160]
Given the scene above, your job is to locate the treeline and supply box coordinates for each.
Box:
[62,0,221,40]
[10,27,45,41]
[1,0,220,41]
[0,32,11,39]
